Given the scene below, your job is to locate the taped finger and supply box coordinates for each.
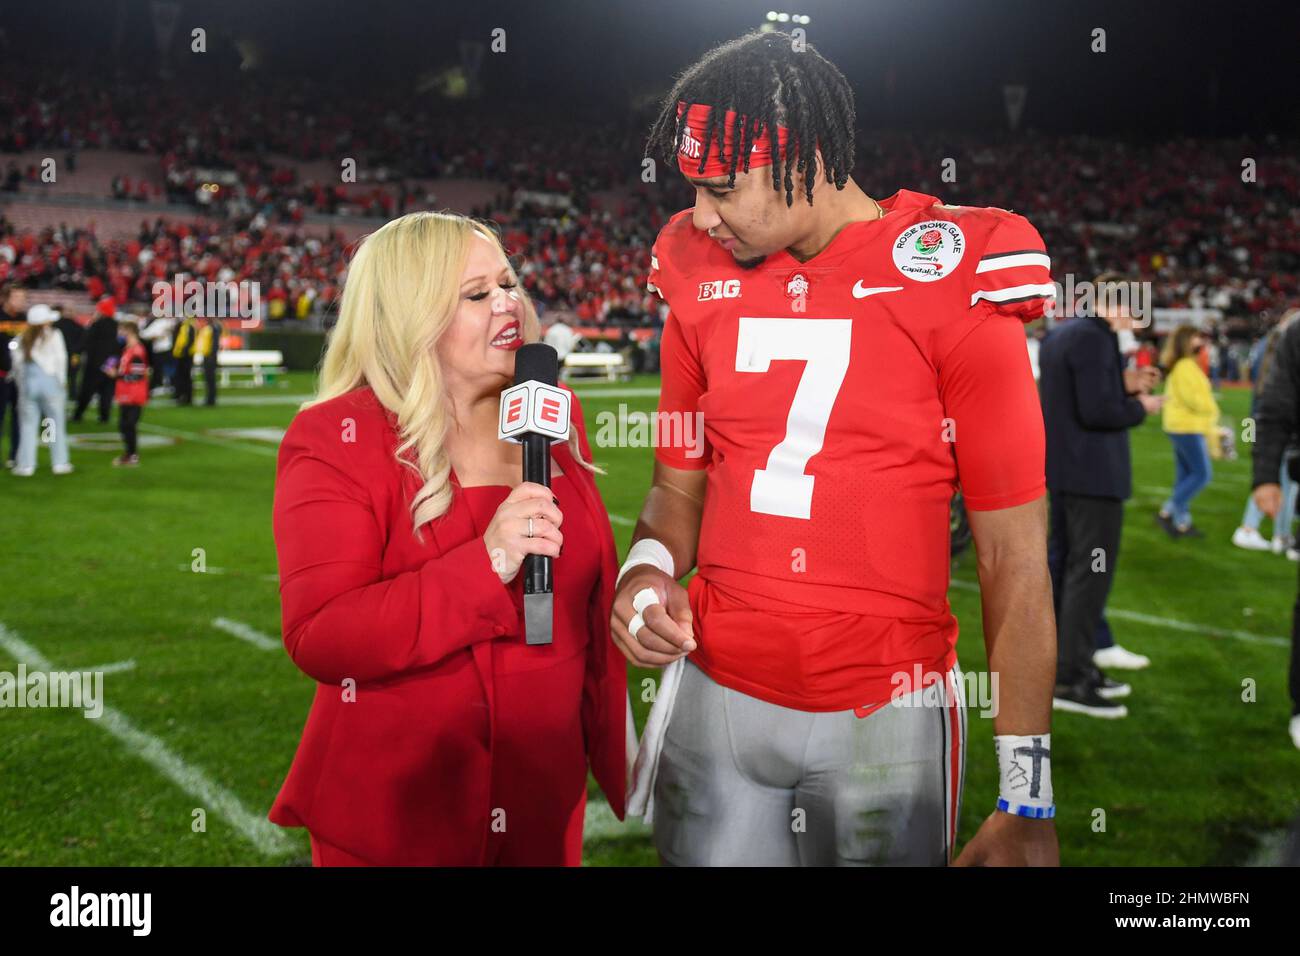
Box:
[632,586,661,615]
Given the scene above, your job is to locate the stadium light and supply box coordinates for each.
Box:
[776,12,789,21]
[766,11,778,20]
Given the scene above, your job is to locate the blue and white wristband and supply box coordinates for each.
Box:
[996,798,1056,819]
[995,733,1055,820]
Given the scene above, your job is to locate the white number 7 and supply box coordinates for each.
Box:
[735,317,852,519]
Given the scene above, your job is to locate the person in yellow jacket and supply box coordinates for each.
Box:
[1157,324,1220,537]
[172,313,197,406]
[193,315,221,406]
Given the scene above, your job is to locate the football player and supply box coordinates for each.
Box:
[614,30,1060,866]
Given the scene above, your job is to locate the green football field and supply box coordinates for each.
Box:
[1,371,1296,866]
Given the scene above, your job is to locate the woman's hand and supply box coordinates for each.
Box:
[483,481,563,585]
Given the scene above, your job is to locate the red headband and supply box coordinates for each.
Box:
[675,101,791,179]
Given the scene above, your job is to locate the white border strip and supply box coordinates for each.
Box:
[976,252,1051,273]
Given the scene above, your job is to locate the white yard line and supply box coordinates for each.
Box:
[0,622,293,857]
[211,617,280,652]
[139,422,279,458]
[948,578,1286,646]
[82,659,137,675]
[175,564,279,582]
[204,394,312,407]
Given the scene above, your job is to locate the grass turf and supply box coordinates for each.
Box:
[0,371,1295,865]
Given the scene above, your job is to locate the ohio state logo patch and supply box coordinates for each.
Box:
[893,220,965,282]
[785,270,811,300]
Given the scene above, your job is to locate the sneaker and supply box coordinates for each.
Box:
[11,466,34,477]
[51,463,74,475]
[1052,680,1128,718]
[1094,644,1150,670]
[1273,535,1293,555]
[1155,511,1180,539]
[1176,523,1205,539]
[111,455,129,467]
[1291,715,1300,751]
[124,454,140,467]
[1233,527,1272,551]
[1096,675,1132,699]
[1289,548,1300,562]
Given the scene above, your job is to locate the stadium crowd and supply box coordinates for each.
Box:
[0,68,1296,334]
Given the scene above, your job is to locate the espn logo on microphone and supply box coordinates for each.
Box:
[498,381,571,443]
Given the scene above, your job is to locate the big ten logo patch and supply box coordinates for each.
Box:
[698,278,741,301]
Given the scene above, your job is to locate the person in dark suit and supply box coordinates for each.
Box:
[0,283,27,466]
[1250,314,1300,750]
[1038,273,1163,718]
[73,297,120,423]
[55,308,85,399]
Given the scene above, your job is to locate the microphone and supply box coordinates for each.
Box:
[498,343,570,645]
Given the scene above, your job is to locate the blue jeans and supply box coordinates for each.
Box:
[1242,457,1297,539]
[16,362,70,471]
[1163,432,1212,528]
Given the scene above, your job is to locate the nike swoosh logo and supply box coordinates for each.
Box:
[852,282,905,298]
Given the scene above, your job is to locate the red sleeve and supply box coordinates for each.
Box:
[968,213,1056,323]
[654,309,712,470]
[938,313,1046,511]
[273,411,518,685]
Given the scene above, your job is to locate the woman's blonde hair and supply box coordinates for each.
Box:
[308,211,598,539]
[1160,324,1202,371]
[18,323,49,362]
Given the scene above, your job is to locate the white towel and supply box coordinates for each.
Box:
[626,656,685,825]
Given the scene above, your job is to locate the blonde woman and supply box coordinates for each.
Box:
[269,211,626,866]
[1157,325,1219,538]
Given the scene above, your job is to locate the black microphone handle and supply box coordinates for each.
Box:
[521,433,552,595]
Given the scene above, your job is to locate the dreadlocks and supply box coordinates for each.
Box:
[646,30,856,207]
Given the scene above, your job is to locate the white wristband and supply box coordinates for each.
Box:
[994,733,1054,810]
[616,538,675,588]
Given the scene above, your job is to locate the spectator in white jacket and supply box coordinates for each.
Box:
[543,317,580,360]
[139,314,176,394]
[12,305,72,476]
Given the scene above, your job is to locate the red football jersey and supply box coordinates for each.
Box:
[113,342,150,407]
[649,189,1052,712]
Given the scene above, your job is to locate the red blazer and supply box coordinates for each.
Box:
[268,385,626,864]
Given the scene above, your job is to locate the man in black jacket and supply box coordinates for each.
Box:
[54,308,85,399]
[0,283,27,466]
[73,297,120,424]
[1039,274,1163,717]
[1251,316,1300,749]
